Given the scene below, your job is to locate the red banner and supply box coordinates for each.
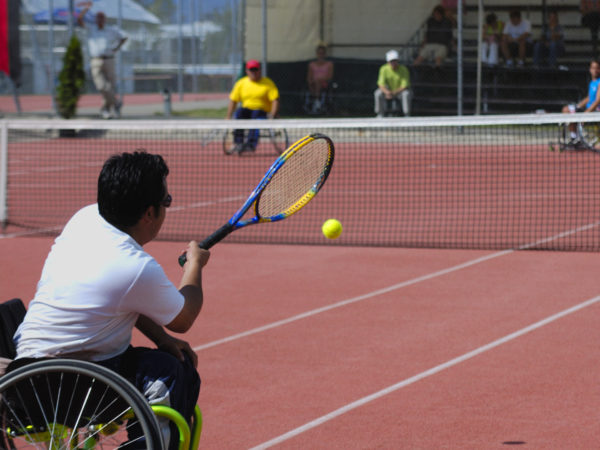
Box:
[0,0,8,76]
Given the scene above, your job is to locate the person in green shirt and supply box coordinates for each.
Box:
[374,50,412,117]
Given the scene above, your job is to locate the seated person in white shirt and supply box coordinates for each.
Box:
[500,9,533,67]
[13,151,210,449]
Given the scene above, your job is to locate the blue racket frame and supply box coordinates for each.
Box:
[178,133,334,266]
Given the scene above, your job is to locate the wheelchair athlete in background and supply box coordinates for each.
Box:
[558,59,600,151]
[304,44,335,115]
[226,59,280,154]
[9,151,210,449]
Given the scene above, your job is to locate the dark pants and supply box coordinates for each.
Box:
[233,107,267,148]
[99,346,201,450]
[506,41,533,59]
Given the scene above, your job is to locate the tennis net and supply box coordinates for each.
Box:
[2,114,600,251]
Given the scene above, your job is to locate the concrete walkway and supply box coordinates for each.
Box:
[0,92,229,120]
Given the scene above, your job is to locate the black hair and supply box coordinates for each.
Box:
[433,5,445,16]
[97,151,169,230]
[486,13,497,25]
[509,9,521,19]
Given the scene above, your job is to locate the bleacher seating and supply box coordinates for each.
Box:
[271,1,595,117]
[411,0,592,115]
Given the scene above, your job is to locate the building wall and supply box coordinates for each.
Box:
[244,0,321,63]
[244,0,438,62]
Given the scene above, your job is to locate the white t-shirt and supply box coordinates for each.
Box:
[503,19,532,40]
[87,25,125,58]
[15,204,184,362]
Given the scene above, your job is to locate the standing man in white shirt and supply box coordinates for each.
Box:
[78,3,127,119]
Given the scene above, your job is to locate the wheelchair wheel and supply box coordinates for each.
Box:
[578,122,600,153]
[222,129,237,155]
[222,128,289,155]
[554,122,600,153]
[0,359,164,449]
[264,128,289,154]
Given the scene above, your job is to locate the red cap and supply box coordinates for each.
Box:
[246,59,261,70]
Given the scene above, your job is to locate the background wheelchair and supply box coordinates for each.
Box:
[0,299,202,450]
[550,122,600,153]
[303,82,337,116]
[222,127,289,155]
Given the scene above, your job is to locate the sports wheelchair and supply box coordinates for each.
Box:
[222,128,289,155]
[303,82,338,116]
[550,121,600,153]
[0,299,202,450]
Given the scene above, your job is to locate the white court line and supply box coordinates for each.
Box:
[249,294,600,449]
[0,195,245,238]
[193,220,600,352]
[10,161,105,177]
[0,226,62,239]
[192,249,512,352]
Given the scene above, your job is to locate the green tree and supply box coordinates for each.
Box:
[56,35,85,119]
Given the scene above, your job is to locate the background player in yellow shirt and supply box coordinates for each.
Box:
[226,60,280,154]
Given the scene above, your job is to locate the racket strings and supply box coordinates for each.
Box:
[258,139,331,218]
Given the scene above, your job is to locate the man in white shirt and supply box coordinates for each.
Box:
[501,9,532,67]
[13,151,209,449]
[78,4,127,119]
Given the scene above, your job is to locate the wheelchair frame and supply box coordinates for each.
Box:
[549,122,600,153]
[0,299,202,450]
[222,127,289,155]
[303,82,338,117]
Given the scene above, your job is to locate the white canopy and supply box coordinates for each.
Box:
[22,0,161,25]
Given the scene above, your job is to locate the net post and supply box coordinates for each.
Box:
[0,120,7,228]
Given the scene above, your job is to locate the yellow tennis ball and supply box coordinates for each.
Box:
[322,219,343,239]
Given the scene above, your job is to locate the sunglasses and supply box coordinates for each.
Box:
[248,67,260,72]
[162,193,172,208]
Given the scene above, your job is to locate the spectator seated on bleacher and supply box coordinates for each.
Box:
[533,10,566,68]
[482,12,504,66]
[501,9,533,68]
[413,5,454,68]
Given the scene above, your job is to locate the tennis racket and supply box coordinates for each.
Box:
[178,133,334,266]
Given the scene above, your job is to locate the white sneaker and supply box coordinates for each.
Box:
[101,109,111,119]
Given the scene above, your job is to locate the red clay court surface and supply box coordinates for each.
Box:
[1,235,600,448]
[2,114,600,446]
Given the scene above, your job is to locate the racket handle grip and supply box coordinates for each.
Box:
[178,252,189,267]
[178,223,235,267]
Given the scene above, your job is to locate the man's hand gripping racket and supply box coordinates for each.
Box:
[179,133,335,266]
